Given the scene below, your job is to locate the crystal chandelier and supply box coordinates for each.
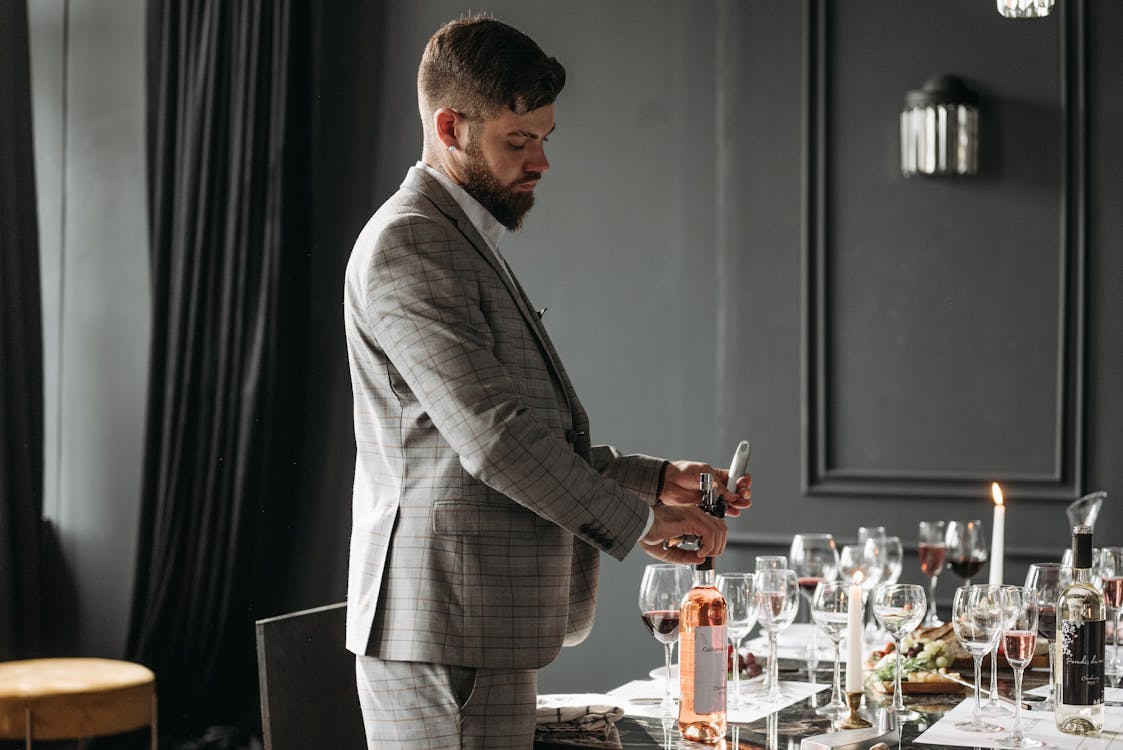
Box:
[900,76,979,177]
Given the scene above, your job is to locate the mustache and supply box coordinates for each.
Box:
[517,172,543,185]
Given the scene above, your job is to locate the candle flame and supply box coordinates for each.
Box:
[992,482,1004,507]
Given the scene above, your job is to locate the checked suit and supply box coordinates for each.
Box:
[343,166,666,673]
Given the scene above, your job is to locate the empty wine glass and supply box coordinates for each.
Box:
[952,584,1004,732]
[882,537,904,584]
[997,586,1042,749]
[872,583,927,721]
[1100,547,1123,678]
[1024,562,1070,709]
[755,569,799,703]
[946,520,988,585]
[755,555,788,572]
[858,526,886,546]
[919,521,947,627]
[811,581,851,718]
[639,564,693,715]
[716,572,759,708]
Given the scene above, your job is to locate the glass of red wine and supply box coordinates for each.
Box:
[1099,547,1123,679]
[1024,562,1069,709]
[639,564,693,715]
[918,521,947,627]
[945,520,987,585]
[996,586,1042,749]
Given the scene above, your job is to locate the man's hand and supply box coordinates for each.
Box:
[660,460,752,517]
[638,504,728,564]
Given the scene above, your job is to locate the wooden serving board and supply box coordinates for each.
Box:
[872,679,966,695]
[950,654,1050,670]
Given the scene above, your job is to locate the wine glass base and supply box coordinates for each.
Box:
[955,719,1003,733]
[996,735,1045,748]
[890,708,922,722]
[979,701,1013,717]
[815,703,847,718]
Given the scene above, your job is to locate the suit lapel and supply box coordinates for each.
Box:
[401,168,580,422]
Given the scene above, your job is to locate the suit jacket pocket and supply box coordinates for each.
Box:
[431,500,546,537]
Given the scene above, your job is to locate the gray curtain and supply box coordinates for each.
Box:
[0,0,46,661]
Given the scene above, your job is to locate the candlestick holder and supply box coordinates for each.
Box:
[834,691,872,729]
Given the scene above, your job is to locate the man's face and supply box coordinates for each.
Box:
[460,104,554,231]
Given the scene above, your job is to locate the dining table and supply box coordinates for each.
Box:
[534,651,1072,750]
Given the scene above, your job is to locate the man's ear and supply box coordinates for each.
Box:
[434,108,463,150]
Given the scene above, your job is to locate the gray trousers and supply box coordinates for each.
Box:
[355,656,537,749]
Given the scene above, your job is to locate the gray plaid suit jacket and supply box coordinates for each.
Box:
[344,167,666,670]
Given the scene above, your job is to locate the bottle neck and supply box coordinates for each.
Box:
[1072,566,1093,584]
[693,564,715,586]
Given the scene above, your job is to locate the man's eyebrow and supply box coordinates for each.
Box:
[508,124,557,139]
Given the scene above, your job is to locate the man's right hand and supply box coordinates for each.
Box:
[638,504,728,564]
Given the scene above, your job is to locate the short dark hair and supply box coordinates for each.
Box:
[418,15,566,120]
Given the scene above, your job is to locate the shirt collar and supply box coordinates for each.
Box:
[417,161,506,254]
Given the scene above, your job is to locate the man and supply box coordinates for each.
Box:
[343,15,751,749]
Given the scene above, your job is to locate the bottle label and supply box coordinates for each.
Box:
[1059,619,1105,706]
[692,625,727,714]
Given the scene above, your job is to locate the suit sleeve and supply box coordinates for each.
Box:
[587,446,666,506]
[363,214,650,560]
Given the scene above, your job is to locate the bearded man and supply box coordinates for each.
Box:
[343,15,750,749]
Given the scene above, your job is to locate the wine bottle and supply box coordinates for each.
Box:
[678,473,727,744]
[1055,524,1105,735]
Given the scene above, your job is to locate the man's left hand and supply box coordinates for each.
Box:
[659,460,752,517]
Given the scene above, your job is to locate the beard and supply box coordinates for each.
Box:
[460,143,539,232]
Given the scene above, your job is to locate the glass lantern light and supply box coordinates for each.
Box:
[996,0,1054,18]
[900,75,979,178]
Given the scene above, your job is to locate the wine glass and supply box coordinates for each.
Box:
[946,520,987,585]
[754,569,799,703]
[861,534,890,641]
[872,583,927,721]
[858,526,886,546]
[791,533,839,667]
[716,572,759,708]
[881,537,904,584]
[811,581,851,718]
[996,586,1042,749]
[952,584,1004,732]
[1024,562,1070,709]
[755,555,788,572]
[1100,547,1123,678]
[919,521,947,627]
[639,564,693,715]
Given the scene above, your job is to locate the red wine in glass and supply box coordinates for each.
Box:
[948,556,985,582]
[798,576,825,594]
[1103,577,1123,609]
[1037,605,1057,642]
[641,609,681,644]
[919,543,946,577]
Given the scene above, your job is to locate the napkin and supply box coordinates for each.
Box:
[535,693,625,739]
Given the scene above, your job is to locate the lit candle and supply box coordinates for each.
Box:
[989,482,1005,585]
[845,571,864,692]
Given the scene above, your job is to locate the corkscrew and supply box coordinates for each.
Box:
[662,440,748,551]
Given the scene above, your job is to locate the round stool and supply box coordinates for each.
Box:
[0,658,157,749]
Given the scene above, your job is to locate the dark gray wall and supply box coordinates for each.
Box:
[28,0,1121,700]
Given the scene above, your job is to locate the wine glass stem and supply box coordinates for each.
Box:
[663,642,674,709]
[988,649,999,706]
[1114,610,1121,672]
[892,636,905,711]
[730,636,741,708]
[1011,665,1025,738]
[973,654,984,719]
[768,631,780,699]
[1046,642,1055,704]
[926,576,938,624]
[832,640,843,706]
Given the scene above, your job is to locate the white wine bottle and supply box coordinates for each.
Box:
[678,473,727,744]
[1055,524,1105,735]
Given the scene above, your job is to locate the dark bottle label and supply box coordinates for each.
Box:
[1059,619,1105,706]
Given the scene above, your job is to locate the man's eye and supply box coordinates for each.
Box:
[508,142,526,151]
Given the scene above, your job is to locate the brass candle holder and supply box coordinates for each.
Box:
[834,690,872,729]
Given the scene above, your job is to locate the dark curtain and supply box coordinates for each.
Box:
[0,0,45,661]
[128,0,307,732]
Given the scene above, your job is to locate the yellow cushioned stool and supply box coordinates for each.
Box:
[0,658,156,749]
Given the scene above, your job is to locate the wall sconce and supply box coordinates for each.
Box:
[996,0,1054,18]
[900,75,979,178]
